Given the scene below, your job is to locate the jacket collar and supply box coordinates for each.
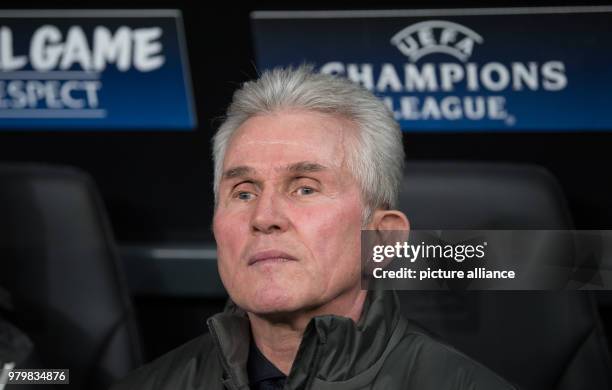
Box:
[206,289,402,389]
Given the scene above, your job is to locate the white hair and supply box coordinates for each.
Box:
[212,65,404,223]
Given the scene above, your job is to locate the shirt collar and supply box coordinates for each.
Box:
[247,336,286,386]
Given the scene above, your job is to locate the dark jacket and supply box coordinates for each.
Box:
[111,290,515,389]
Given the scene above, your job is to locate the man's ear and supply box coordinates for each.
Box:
[362,210,410,280]
[369,209,410,231]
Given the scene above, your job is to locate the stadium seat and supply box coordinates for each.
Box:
[0,163,143,390]
[396,161,612,390]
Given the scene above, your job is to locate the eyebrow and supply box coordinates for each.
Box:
[286,161,328,175]
[222,161,328,181]
[223,166,254,180]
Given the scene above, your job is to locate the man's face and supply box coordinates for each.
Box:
[213,109,365,315]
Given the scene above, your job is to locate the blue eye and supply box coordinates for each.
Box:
[297,187,315,196]
[236,191,254,200]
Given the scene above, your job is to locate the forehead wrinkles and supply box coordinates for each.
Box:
[224,111,358,174]
[232,138,335,159]
[336,116,359,173]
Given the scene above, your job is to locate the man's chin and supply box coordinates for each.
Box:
[239,290,307,316]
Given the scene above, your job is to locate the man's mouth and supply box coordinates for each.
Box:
[248,250,297,266]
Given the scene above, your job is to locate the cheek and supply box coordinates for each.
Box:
[299,199,363,270]
[213,209,249,248]
[213,211,249,284]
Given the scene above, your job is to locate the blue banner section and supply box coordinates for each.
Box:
[251,7,612,131]
[0,10,196,130]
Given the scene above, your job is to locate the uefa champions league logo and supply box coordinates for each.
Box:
[391,20,484,62]
[319,17,567,126]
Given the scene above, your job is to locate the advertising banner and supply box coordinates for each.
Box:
[0,10,195,130]
[252,7,612,131]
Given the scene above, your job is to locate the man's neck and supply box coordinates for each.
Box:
[246,289,368,375]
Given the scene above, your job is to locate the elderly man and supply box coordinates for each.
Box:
[112,66,514,389]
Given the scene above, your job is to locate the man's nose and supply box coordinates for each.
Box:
[250,189,290,234]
